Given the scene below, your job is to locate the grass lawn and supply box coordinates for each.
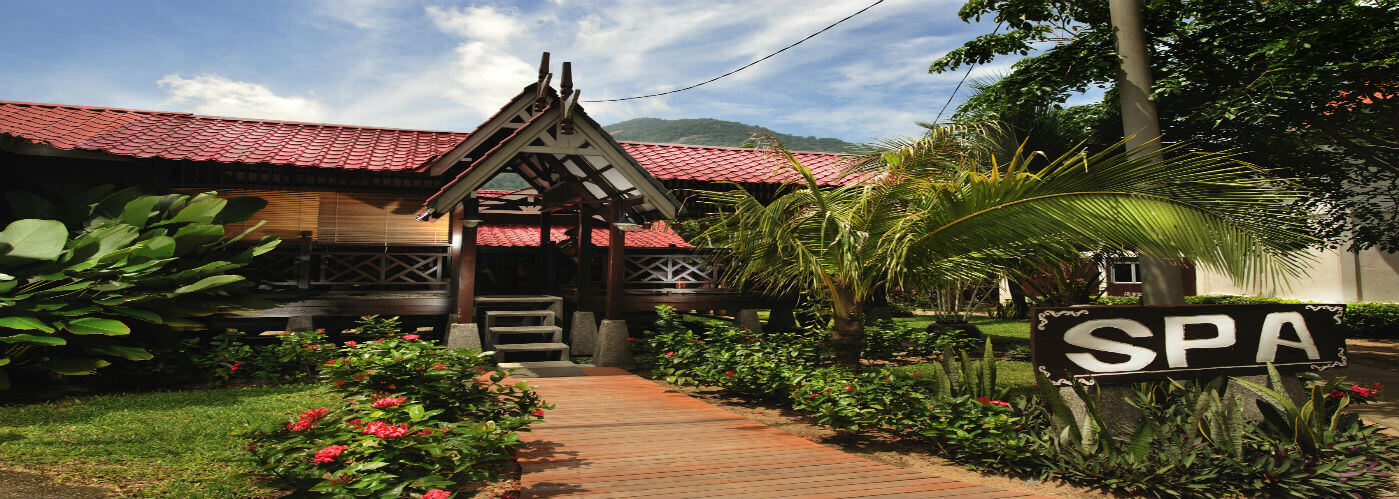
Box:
[891,361,1037,393]
[892,316,1032,349]
[0,383,333,498]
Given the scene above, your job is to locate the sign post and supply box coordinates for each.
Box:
[1031,304,1348,427]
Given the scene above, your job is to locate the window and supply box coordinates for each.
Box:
[1111,262,1141,284]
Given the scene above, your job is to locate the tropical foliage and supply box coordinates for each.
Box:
[691,132,1315,362]
[932,0,1399,251]
[0,186,279,388]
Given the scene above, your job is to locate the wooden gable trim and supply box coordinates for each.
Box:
[423,84,547,177]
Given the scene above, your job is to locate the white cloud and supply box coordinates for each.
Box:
[444,42,538,116]
[426,5,522,43]
[158,74,328,122]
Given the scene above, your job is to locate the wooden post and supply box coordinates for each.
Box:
[605,202,625,320]
[296,230,313,296]
[576,204,594,294]
[540,210,555,293]
[452,198,479,322]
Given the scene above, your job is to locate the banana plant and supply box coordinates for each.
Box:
[0,186,280,388]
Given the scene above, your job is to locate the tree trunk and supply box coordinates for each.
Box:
[829,286,865,367]
[1007,279,1029,319]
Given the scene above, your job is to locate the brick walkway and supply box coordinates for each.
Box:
[517,367,1053,498]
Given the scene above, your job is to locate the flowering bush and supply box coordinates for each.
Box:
[245,395,526,497]
[245,336,549,497]
[249,330,338,383]
[321,334,546,422]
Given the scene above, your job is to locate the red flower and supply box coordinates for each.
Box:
[362,421,410,439]
[323,360,337,366]
[976,396,991,405]
[333,380,346,387]
[665,351,675,357]
[725,370,735,378]
[422,490,452,499]
[287,408,330,432]
[817,342,826,346]
[627,337,635,342]
[229,361,244,371]
[375,339,385,343]
[371,396,407,409]
[989,400,1011,407]
[315,328,326,333]
[312,444,349,464]
[403,334,420,341]
[431,363,447,370]
[344,341,357,346]
[1350,386,1374,397]
[844,384,856,392]
[352,374,369,381]
[300,408,330,422]
[346,418,365,429]
[416,429,434,435]
[808,393,819,398]
[531,408,545,417]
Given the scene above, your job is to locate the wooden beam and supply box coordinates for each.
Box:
[453,198,480,322]
[540,209,556,292]
[605,201,626,320]
[577,203,594,295]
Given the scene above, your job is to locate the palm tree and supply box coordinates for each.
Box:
[691,129,1316,366]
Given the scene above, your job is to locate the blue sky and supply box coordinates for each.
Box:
[0,0,1026,143]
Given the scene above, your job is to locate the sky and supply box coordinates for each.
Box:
[0,0,1025,144]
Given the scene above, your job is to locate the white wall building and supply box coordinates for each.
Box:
[1195,246,1399,303]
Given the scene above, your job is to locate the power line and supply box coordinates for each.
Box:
[583,0,887,103]
[933,20,1004,124]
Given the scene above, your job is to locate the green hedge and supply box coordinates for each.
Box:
[1092,295,1399,338]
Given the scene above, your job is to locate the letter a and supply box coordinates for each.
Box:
[1256,312,1320,362]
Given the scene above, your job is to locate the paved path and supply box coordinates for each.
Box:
[517,367,1052,498]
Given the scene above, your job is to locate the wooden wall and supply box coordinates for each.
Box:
[175,188,449,245]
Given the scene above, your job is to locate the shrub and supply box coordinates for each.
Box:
[1345,302,1399,338]
[246,337,548,497]
[250,330,339,383]
[321,335,546,423]
[0,187,279,388]
[352,315,404,338]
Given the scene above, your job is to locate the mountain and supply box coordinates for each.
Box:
[604,118,861,153]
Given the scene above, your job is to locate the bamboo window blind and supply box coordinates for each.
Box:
[173,188,448,245]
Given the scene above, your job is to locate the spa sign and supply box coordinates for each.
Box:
[1031,304,1348,386]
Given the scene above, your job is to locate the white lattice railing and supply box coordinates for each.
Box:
[625,254,717,286]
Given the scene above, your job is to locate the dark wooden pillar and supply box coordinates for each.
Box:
[539,210,556,292]
[576,204,594,294]
[605,202,625,320]
[451,198,479,322]
[295,230,313,297]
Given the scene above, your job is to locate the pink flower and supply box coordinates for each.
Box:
[300,408,330,422]
[344,341,357,346]
[312,444,349,463]
[531,408,546,417]
[229,361,244,371]
[287,408,330,432]
[989,400,1011,407]
[403,334,420,341]
[665,351,675,357]
[362,421,410,439]
[422,491,452,499]
[372,396,407,409]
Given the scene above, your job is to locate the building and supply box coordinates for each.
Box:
[1,65,852,357]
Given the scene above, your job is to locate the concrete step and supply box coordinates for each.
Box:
[491,342,570,363]
[498,360,590,377]
[486,325,563,346]
[484,309,555,328]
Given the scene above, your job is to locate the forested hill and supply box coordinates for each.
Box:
[604,118,861,153]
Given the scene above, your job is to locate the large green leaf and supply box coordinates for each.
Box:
[0,333,66,346]
[84,344,153,361]
[119,196,162,227]
[0,219,68,265]
[174,275,245,295]
[64,317,130,336]
[171,224,225,254]
[0,316,56,333]
[171,197,227,225]
[49,358,111,375]
[6,191,58,220]
[214,196,268,225]
[132,235,176,259]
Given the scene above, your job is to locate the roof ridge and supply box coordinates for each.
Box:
[0,99,471,135]
[616,140,852,156]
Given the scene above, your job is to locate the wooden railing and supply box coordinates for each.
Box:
[625,254,718,288]
[247,233,450,290]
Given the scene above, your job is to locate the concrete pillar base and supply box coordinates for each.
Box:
[735,309,763,334]
[570,311,598,356]
[594,319,634,369]
[768,307,798,329]
[446,323,482,351]
[286,316,314,332]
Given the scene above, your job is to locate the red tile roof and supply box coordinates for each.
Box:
[0,100,852,184]
[0,101,469,171]
[477,223,692,249]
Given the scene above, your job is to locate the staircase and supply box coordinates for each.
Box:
[477,295,579,375]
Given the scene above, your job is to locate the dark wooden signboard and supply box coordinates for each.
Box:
[1031,304,1348,386]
